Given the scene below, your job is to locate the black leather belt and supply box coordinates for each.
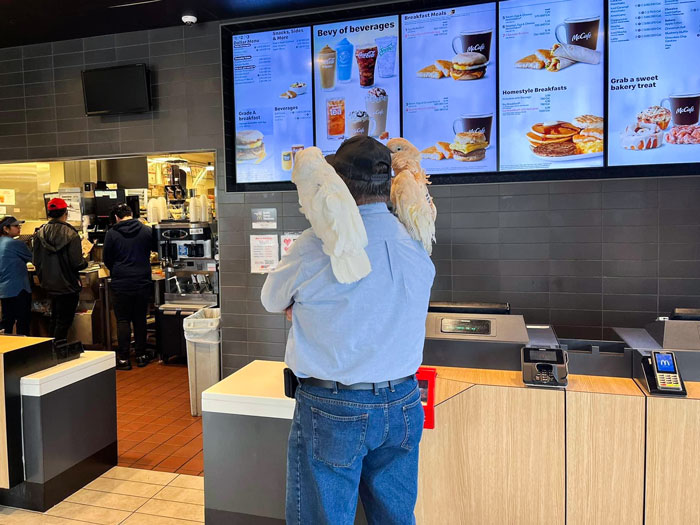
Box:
[301,374,415,391]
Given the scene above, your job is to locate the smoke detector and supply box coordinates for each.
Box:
[182,15,197,25]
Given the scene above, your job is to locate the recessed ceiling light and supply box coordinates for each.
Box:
[109,0,162,8]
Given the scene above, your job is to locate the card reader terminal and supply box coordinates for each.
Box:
[652,351,683,392]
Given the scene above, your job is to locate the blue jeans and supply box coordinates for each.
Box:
[286,377,424,525]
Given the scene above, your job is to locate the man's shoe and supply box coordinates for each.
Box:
[135,353,153,368]
[116,359,132,371]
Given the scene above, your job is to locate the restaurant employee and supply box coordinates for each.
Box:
[0,216,32,336]
[261,136,435,525]
[33,198,89,341]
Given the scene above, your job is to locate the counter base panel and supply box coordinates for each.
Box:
[566,391,645,525]
[3,340,56,488]
[205,508,284,524]
[0,441,116,512]
[415,384,566,525]
[646,396,700,525]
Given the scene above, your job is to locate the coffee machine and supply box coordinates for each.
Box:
[154,221,218,305]
[154,221,218,364]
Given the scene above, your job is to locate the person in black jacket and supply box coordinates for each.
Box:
[103,203,155,370]
[33,198,89,341]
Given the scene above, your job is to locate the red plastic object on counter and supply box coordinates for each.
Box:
[416,366,437,429]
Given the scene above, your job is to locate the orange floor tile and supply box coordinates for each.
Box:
[116,362,203,476]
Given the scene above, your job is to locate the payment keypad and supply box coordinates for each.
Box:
[658,373,682,390]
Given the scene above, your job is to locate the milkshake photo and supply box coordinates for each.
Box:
[313,15,400,154]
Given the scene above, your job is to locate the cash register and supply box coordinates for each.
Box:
[423,302,529,369]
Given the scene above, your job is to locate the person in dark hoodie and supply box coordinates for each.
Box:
[33,198,89,341]
[103,203,155,370]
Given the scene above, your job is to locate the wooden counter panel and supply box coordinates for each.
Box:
[416,384,565,525]
[646,396,700,525]
[567,375,644,397]
[0,337,52,354]
[566,391,645,525]
[434,378,472,406]
[684,380,700,400]
[432,366,524,389]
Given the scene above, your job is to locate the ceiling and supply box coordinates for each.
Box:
[0,0,391,49]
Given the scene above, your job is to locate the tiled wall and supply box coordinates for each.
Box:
[2,24,700,377]
[0,22,226,189]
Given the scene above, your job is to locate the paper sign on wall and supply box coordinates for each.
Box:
[250,234,279,273]
[0,189,16,206]
[280,232,302,258]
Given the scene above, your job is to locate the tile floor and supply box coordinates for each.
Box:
[116,363,203,476]
[0,466,205,524]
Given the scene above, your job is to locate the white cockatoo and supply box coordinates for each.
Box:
[291,147,371,284]
[387,138,437,254]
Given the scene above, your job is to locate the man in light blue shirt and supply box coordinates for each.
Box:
[261,136,435,525]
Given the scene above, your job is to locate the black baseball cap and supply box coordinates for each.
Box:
[326,136,392,184]
[0,216,24,229]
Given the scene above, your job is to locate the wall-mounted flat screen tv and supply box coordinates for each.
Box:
[81,64,151,116]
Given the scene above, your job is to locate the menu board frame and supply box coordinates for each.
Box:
[222,0,700,192]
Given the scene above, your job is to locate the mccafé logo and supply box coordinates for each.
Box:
[357,49,377,59]
[329,107,342,116]
[572,31,592,42]
[320,57,335,66]
[468,127,487,134]
[677,106,696,115]
[467,43,486,52]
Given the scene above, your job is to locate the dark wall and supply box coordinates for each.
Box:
[2,24,700,377]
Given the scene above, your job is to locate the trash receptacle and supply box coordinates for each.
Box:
[183,308,221,416]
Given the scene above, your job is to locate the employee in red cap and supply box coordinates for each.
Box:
[0,216,32,335]
[33,198,89,341]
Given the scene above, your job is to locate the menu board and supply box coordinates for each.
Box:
[233,28,314,183]
[313,16,400,155]
[499,0,605,171]
[608,0,700,166]
[402,4,497,174]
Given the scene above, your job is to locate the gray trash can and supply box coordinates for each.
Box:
[183,308,221,416]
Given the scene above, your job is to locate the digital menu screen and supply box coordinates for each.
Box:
[313,16,400,155]
[608,1,700,166]
[499,0,605,171]
[233,28,314,183]
[402,4,497,174]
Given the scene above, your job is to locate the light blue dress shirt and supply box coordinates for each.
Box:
[261,202,435,385]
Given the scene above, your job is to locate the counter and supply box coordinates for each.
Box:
[0,350,117,511]
[202,360,700,525]
[0,336,55,489]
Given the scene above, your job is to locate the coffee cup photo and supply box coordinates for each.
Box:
[661,94,700,126]
[554,16,600,51]
[451,29,493,61]
[453,114,493,144]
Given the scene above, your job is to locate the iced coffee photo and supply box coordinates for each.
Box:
[313,15,400,154]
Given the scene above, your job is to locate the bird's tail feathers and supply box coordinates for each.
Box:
[409,205,436,255]
[330,251,372,284]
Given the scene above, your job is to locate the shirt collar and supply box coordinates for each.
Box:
[358,202,389,215]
